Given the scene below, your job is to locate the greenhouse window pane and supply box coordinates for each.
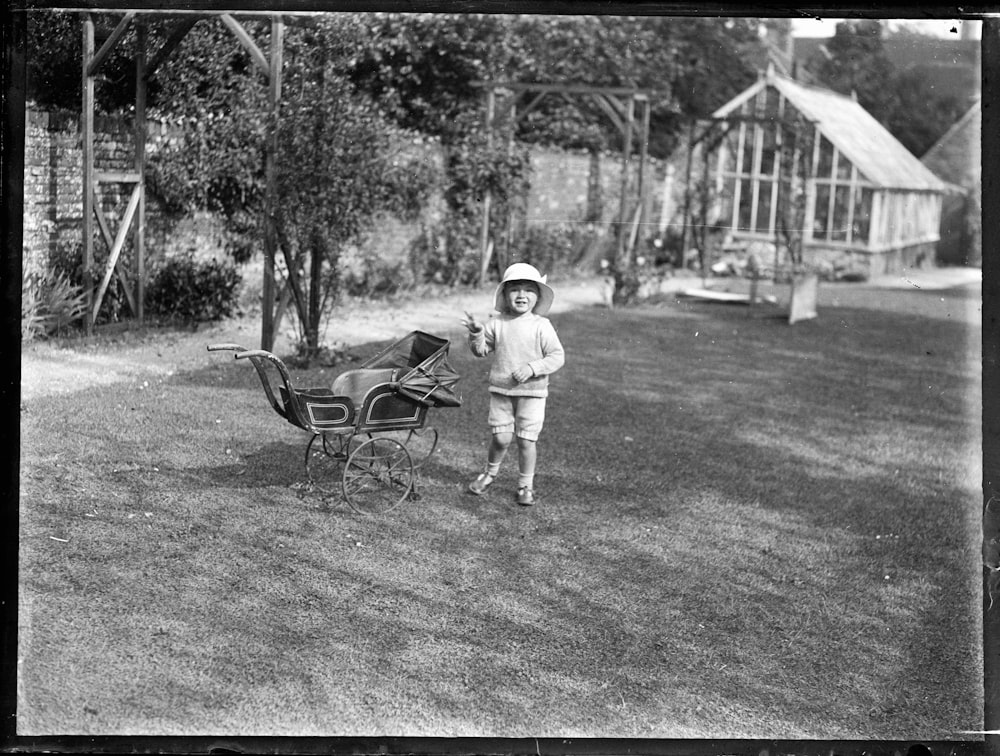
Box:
[721,133,737,173]
[738,179,754,231]
[756,180,773,233]
[764,86,781,119]
[717,190,735,230]
[817,136,834,179]
[813,184,830,239]
[853,188,872,244]
[741,126,755,174]
[835,151,852,180]
[760,146,777,177]
[831,186,851,241]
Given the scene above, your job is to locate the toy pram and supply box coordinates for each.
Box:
[208,331,461,515]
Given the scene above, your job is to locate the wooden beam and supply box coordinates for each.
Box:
[599,91,627,120]
[135,19,147,325]
[145,17,199,79]
[637,96,650,236]
[91,184,141,323]
[616,94,635,267]
[92,196,116,250]
[590,92,625,136]
[478,85,496,288]
[93,197,139,316]
[95,170,141,183]
[260,15,283,350]
[474,81,658,98]
[89,198,139,316]
[220,14,270,78]
[514,90,547,125]
[82,15,96,333]
[87,12,135,77]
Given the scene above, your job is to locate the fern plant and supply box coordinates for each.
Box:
[21,271,88,342]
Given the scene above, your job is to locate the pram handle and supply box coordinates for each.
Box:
[206,342,292,422]
[234,350,276,361]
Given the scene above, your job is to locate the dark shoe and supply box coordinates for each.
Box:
[516,487,534,506]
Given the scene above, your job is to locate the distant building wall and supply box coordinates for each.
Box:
[921,102,982,266]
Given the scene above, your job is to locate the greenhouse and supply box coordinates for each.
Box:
[702,67,948,276]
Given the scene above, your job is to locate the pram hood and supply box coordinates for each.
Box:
[361,331,462,408]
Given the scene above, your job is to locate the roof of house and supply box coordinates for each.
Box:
[921,97,981,188]
[711,70,948,192]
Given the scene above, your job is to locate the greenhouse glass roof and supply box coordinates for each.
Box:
[713,72,948,192]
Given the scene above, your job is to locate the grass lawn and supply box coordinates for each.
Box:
[17,279,983,739]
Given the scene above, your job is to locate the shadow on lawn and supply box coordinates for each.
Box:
[187,296,977,735]
[18,288,982,737]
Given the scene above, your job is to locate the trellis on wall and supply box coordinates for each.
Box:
[77,10,287,349]
[473,81,657,283]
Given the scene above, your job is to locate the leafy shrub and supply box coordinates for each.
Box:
[47,239,133,325]
[21,270,88,342]
[145,255,242,324]
[511,223,577,275]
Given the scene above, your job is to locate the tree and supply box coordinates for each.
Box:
[27,11,131,110]
[273,22,435,356]
[148,15,435,359]
[810,19,968,158]
[346,13,513,145]
[773,109,816,268]
[813,19,896,124]
[884,66,965,156]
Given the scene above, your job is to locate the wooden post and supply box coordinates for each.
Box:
[659,163,674,236]
[636,95,650,247]
[260,15,283,350]
[615,93,634,270]
[502,96,517,274]
[134,19,147,326]
[679,118,695,269]
[478,86,495,287]
[82,15,95,333]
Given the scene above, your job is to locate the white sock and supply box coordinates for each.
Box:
[517,474,534,490]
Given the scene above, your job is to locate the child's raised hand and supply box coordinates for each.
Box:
[461,310,482,333]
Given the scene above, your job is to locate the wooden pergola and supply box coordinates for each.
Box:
[78,10,296,349]
[473,81,656,283]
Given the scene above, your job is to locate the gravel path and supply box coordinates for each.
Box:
[19,275,611,401]
[19,266,980,402]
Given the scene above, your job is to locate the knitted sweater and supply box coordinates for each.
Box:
[468,312,565,397]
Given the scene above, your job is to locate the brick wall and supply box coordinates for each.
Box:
[24,108,674,286]
[22,107,225,280]
[525,147,672,233]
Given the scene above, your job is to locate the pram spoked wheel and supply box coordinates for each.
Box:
[403,427,438,469]
[304,433,365,494]
[342,437,414,515]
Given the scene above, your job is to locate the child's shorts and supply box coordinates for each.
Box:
[488,393,546,441]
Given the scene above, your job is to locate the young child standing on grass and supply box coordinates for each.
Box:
[461,263,565,506]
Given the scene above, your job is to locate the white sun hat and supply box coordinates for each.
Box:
[493,262,555,315]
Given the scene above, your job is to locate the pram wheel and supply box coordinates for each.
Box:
[404,427,439,469]
[305,433,368,494]
[343,437,414,515]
